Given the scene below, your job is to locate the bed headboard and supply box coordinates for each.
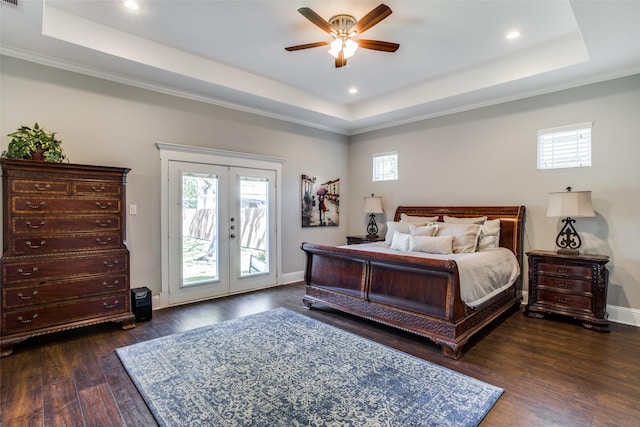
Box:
[393,206,526,264]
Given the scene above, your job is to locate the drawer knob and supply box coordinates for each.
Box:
[556,281,569,288]
[558,268,569,274]
[26,220,45,229]
[96,238,112,245]
[26,201,46,209]
[103,260,119,268]
[17,313,39,323]
[17,290,39,300]
[17,267,39,276]
[102,280,119,288]
[92,185,106,192]
[96,220,112,227]
[103,300,119,309]
[96,202,112,209]
[34,183,51,191]
[26,240,46,249]
[554,296,569,304]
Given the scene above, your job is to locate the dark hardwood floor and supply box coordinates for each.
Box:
[1,282,639,426]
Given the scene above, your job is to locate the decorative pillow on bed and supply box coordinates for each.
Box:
[400,213,439,225]
[409,224,438,236]
[443,215,488,224]
[436,223,482,253]
[385,221,411,243]
[390,231,411,251]
[478,219,501,251]
[409,235,454,254]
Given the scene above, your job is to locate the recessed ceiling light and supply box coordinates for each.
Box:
[123,0,139,10]
[506,30,520,40]
[349,87,358,94]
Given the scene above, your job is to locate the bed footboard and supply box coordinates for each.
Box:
[301,242,520,359]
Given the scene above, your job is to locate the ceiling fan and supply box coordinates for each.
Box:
[285,4,400,68]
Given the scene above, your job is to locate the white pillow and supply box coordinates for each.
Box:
[478,219,501,251]
[409,235,454,254]
[409,224,438,236]
[385,221,411,243]
[400,213,439,226]
[390,231,411,251]
[436,223,482,253]
[443,215,487,224]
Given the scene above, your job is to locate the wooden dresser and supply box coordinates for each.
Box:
[525,250,609,332]
[1,159,134,356]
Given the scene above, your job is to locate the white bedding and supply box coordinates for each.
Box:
[340,242,520,308]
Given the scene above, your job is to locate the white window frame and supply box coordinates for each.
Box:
[373,151,398,181]
[537,122,592,170]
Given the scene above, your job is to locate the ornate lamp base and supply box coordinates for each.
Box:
[366,213,379,238]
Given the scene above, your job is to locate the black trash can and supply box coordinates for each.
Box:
[131,287,152,322]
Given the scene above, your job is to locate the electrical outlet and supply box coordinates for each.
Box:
[129,204,137,215]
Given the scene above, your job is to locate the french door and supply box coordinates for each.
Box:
[168,161,276,305]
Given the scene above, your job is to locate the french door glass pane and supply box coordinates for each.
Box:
[182,172,218,286]
[240,176,269,276]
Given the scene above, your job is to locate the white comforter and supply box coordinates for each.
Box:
[340,242,520,308]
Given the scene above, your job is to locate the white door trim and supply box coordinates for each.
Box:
[157,142,284,308]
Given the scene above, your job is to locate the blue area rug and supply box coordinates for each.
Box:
[116,308,502,426]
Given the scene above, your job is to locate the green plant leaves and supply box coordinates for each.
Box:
[3,123,67,162]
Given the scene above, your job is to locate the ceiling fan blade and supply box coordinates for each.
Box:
[285,41,330,52]
[298,7,334,34]
[335,51,347,68]
[357,40,399,52]
[351,4,392,35]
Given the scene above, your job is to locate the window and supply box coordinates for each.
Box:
[537,122,592,170]
[373,152,398,181]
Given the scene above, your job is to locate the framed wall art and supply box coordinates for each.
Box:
[301,174,340,227]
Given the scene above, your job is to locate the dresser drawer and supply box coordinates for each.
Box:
[537,262,592,279]
[3,274,128,308]
[73,182,122,196]
[2,292,129,334]
[537,275,592,293]
[537,289,592,311]
[2,252,128,285]
[11,215,121,235]
[11,196,121,214]
[11,233,122,255]
[10,179,70,195]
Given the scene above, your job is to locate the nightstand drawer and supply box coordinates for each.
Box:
[537,262,591,278]
[538,290,592,311]
[538,275,592,293]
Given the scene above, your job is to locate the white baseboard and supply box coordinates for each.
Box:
[607,305,640,327]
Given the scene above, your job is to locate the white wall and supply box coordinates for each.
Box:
[348,74,640,319]
[2,56,639,322]
[0,56,349,296]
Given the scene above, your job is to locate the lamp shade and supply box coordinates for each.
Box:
[546,190,595,218]
[363,196,383,214]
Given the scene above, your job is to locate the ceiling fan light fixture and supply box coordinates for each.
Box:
[285,4,398,67]
[328,39,343,58]
[344,39,359,57]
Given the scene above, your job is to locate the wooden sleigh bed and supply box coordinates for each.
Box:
[301,206,525,359]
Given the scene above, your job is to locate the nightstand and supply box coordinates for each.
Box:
[526,250,609,332]
[346,235,385,245]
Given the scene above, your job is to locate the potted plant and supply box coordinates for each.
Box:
[2,123,67,162]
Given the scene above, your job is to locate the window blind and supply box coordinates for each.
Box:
[537,122,592,170]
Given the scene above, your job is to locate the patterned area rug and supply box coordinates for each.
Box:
[116,308,502,426]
